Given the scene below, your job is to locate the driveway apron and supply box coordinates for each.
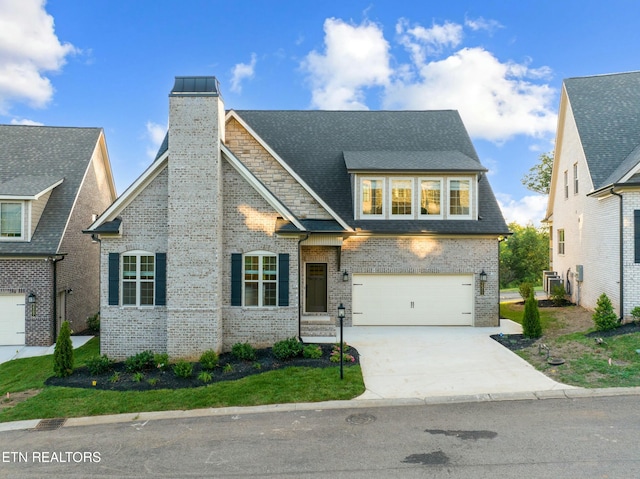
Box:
[344,320,572,400]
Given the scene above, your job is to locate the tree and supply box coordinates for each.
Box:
[592,293,619,331]
[521,152,553,195]
[522,294,542,338]
[500,222,549,288]
[53,321,74,377]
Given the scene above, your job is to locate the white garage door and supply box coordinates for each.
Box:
[0,294,26,345]
[352,274,474,326]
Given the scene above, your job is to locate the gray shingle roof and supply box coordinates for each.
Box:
[343,150,486,172]
[0,125,102,255]
[564,71,640,190]
[0,175,63,198]
[235,110,508,235]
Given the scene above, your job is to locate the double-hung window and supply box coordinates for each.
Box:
[558,229,565,255]
[122,252,155,306]
[419,179,442,218]
[244,253,277,307]
[573,163,579,194]
[0,202,23,239]
[361,178,384,217]
[390,179,413,217]
[564,171,569,199]
[448,178,471,218]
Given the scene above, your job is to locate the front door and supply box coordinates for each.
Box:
[305,263,327,312]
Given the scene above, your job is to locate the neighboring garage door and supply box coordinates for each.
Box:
[0,294,26,345]
[352,274,474,326]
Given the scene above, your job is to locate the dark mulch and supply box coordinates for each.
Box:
[585,322,640,338]
[490,333,537,351]
[45,344,359,391]
[509,299,574,308]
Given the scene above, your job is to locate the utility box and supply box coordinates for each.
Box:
[575,265,584,282]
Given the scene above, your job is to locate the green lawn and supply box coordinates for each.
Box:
[499,301,560,330]
[0,339,365,423]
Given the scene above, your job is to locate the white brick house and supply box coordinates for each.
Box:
[545,71,640,320]
[87,76,509,359]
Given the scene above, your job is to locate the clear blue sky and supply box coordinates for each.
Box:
[2,0,639,225]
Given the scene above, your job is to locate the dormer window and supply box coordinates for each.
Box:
[420,178,442,218]
[448,178,471,218]
[0,202,23,239]
[361,178,383,216]
[390,179,413,217]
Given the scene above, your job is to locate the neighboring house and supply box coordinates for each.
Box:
[0,125,116,346]
[86,76,509,360]
[545,71,640,320]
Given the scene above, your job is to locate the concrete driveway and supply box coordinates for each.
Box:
[344,320,573,400]
[0,336,93,365]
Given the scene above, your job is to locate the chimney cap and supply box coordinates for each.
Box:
[170,76,220,96]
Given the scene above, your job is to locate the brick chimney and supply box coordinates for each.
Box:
[166,76,224,357]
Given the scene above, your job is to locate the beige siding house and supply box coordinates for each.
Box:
[546,71,640,320]
[87,76,509,359]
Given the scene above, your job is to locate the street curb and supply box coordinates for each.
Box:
[2,386,640,433]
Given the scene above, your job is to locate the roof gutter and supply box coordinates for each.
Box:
[610,188,624,321]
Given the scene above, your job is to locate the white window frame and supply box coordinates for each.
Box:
[564,170,569,199]
[558,229,565,255]
[389,178,414,218]
[573,163,579,195]
[243,251,278,307]
[418,177,443,219]
[447,177,473,219]
[0,201,25,241]
[360,177,385,219]
[121,251,156,307]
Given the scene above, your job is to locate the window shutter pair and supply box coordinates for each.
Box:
[107,253,166,305]
[231,253,289,306]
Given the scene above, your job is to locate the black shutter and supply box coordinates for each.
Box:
[155,253,167,305]
[231,254,242,306]
[108,253,119,305]
[635,210,640,263]
[278,253,289,306]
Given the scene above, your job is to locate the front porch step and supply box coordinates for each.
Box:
[300,320,336,339]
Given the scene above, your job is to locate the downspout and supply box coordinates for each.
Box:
[49,254,65,342]
[297,233,310,341]
[498,235,507,326]
[610,188,624,321]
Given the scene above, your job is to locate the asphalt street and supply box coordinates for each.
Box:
[1,395,639,478]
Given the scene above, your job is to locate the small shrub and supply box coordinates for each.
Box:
[223,363,234,373]
[200,350,219,370]
[86,354,113,375]
[125,350,156,372]
[173,360,193,378]
[232,342,257,361]
[198,371,213,383]
[330,342,355,363]
[154,353,170,371]
[147,378,159,387]
[518,282,534,301]
[522,294,543,338]
[253,362,262,370]
[593,293,619,331]
[132,372,144,382]
[86,313,100,332]
[109,371,120,383]
[550,284,566,306]
[53,321,74,378]
[631,306,640,323]
[303,344,323,359]
[272,337,303,360]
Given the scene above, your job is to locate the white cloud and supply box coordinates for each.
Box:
[230,53,257,93]
[0,0,76,113]
[464,16,503,33]
[384,47,557,141]
[496,193,548,226]
[10,118,43,126]
[301,17,557,142]
[145,121,167,159]
[301,18,392,109]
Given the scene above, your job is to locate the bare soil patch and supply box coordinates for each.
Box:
[0,389,41,410]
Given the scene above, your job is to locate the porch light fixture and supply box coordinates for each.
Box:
[337,303,346,380]
[342,270,349,282]
[27,293,36,316]
[479,270,487,296]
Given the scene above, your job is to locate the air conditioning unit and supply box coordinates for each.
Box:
[542,271,557,292]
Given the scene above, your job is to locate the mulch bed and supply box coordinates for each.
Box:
[45,344,359,391]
